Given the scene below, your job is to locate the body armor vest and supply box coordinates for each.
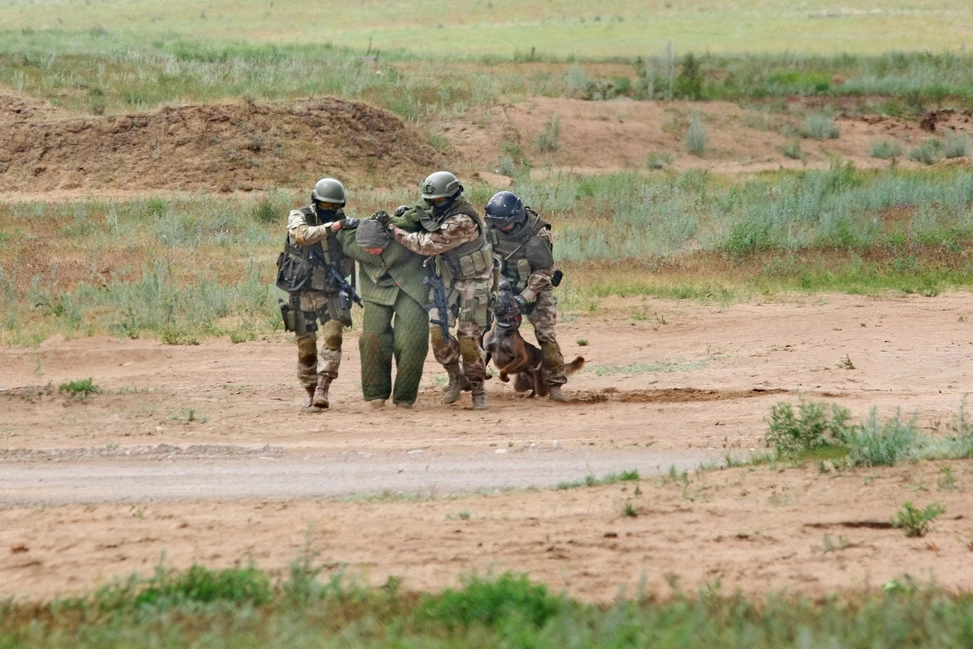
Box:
[277,206,350,293]
[488,210,550,293]
[427,198,493,283]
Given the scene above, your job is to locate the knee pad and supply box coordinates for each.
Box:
[541,342,564,371]
[321,319,344,350]
[430,324,446,350]
[459,337,482,365]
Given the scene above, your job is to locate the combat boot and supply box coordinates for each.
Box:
[304,385,316,407]
[547,385,567,402]
[443,363,468,404]
[311,375,333,409]
[471,382,488,410]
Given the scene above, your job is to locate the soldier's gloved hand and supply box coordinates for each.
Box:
[512,294,529,312]
[394,205,409,217]
[337,218,360,230]
[372,210,391,228]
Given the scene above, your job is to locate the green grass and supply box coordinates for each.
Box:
[7,163,973,341]
[6,563,973,648]
[0,0,970,58]
[765,398,973,467]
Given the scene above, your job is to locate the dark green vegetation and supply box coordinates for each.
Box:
[3,564,973,648]
[765,398,973,467]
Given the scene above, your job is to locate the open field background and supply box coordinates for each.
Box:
[4,0,973,644]
[0,0,971,56]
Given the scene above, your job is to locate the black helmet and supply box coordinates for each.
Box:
[484,191,527,233]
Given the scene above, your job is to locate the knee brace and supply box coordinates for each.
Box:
[321,319,344,351]
[459,337,482,365]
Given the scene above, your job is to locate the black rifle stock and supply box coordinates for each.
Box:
[423,258,451,343]
[310,245,363,309]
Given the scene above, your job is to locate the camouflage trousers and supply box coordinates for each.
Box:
[525,288,567,386]
[295,290,348,389]
[358,291,429,406]
[429,276,490,385]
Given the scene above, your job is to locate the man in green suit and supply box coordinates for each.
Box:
[338,217,430,408]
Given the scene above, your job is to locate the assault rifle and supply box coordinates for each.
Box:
[423,258,451,343]
[310,245,363,310]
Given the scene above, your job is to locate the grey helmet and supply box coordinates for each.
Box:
[311,177,346,207]
[484,191,528,233]
[421,171,463,204]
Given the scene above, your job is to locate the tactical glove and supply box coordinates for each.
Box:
[337,218,360,230]
[394,205,409,217]
[512,294,529,312]
[372,210,391,228]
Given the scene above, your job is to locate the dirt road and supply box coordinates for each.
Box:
[3,293,973,602]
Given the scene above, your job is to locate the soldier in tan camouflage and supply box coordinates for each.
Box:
[276,177,359,410]
[484,191,569,402]
[382,171,494,410]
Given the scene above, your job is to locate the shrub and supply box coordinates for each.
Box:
[765,399,854,457]
[782,139,803,160]
[686,114,707,156]
[416,572,567,630]
[870,139,902,159]
[943,131,971,159]
[908,137,945,165]
[58,377,101,398]
[802,113,840,139]
[538,114,560,152]
[892,501,944,537]
[844,407,918,467]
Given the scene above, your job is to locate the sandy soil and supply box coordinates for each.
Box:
[3,293,973,603]
[3,88,973,603]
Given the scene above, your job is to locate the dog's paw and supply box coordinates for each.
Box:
[498,372,510,383]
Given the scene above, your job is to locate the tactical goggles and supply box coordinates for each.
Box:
[424,196,449,207]
[316,201,341,211]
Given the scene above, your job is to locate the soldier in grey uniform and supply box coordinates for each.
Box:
[383,171,494,410]
[484,190,568,402]
[276,177,359,410]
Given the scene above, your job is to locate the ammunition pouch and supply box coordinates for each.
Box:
[458,284,491,328]
[457,247,493,279]
[323,294,353,327]
[275,248,315,294]
[279,298,318,335]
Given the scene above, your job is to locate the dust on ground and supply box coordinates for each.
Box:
[2,89,973,603]
[3,293,973,603]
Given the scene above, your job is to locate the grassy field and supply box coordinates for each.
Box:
[4,0,973,637]
[1,0,972,57]
[3,562,973,648]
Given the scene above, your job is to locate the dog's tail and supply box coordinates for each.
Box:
[565,356,585,376]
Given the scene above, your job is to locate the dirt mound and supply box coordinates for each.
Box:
[0,94,444,193]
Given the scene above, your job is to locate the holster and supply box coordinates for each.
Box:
[279,298,317,334]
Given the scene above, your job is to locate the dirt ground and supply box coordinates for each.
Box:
[3,89,973,603]
[3,294,973,603]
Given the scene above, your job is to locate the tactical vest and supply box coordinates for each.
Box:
[488,209,551,293]
[276,206,350,293]
[423,198,493,283]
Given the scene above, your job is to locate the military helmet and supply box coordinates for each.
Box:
[484,191,528,232]
[420,171,463,202]
[311,177,346,207]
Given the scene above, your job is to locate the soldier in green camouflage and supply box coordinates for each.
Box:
[278,178,359,410]
[336,217,429,408]
[484,191,569,402]
[381,171,494,410]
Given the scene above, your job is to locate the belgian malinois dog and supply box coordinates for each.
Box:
[482,291,584,398]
